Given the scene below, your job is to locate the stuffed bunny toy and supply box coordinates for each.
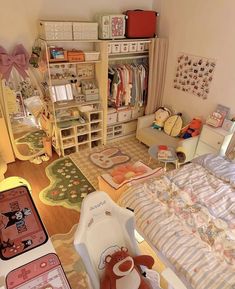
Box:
[90,148,130,169]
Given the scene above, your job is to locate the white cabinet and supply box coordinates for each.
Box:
[195,124,233,157]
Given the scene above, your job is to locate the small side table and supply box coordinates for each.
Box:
[148,145,179,171]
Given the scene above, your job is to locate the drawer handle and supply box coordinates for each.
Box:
[217,142,221,145]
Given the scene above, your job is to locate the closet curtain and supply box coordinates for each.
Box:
[225,133,235,160]
[145,38,168,115]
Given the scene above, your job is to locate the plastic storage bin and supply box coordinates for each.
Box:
[39,21,73,40]
[107,112,118,125]
[73,22,98,40]
[84,51,100,61]
[111,43,121,53]
[120,42,129,53]
[129,42,137,52]
[137,42,145,52]
[117,109,132,122]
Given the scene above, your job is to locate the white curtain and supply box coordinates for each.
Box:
[145,38,168,115]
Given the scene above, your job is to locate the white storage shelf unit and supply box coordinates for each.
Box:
[59,109,103,156]
[40,37,107,156]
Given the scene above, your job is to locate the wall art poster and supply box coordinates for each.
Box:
[173,53,216,100]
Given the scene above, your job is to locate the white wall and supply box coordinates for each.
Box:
[153,0,235,121]
[0,0,152,51]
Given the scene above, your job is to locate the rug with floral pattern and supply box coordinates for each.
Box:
[51,224,92,289]
[39,157,95,211]
[15,129,46,151]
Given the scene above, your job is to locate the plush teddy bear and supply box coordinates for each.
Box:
[100,247,154,289]
[153,107,171,130]
[181,118,202,139]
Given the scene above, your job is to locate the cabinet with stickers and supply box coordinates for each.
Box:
[40,38,107,156]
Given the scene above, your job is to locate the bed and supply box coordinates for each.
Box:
[117,154,235,289]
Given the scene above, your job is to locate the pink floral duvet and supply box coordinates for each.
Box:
[118,157,235,289]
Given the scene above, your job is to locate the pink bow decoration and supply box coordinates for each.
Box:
[0,44,29,81]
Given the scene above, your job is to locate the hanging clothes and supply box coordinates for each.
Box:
[108,63,148,108]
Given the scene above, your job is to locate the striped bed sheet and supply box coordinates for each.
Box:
[118,162,235,289]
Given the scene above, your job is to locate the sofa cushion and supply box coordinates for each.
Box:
[137,127,179,147]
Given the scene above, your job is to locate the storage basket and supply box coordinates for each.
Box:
[129,42,137,52]
[111,43,121,53]
[117,109,132,122]
[67,50,85,62]
[39,21,73,40]
[107,112,118,125]
[84,51,100,61]
[73,22,98,40]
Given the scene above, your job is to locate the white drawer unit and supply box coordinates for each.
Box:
[195,124,233,157]
[132,106,145,119]
[122,120,137,135]
[117,109,132,122]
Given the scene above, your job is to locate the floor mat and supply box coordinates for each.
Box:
[71,137,160,189]
[39,157,95,212]
[90,147,130,169]
[51,224,91,289]
[0,186,48,260]
[15,130,46,151]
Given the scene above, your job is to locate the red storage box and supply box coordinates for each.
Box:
[125,10,159,38]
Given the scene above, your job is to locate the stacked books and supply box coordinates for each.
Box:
[157,145,173,160]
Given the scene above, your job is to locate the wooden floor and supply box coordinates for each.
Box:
[5,154,167,288]
[5,153,80,236]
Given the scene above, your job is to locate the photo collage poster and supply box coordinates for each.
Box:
[173,53,216,100]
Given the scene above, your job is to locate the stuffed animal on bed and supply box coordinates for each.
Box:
[100,247,154,289]
[181,118,202,139]
[153,107,171,130]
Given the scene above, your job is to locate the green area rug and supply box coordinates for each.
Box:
[16,129,46,150]
[51,224,91,289]
[39,157,95,211]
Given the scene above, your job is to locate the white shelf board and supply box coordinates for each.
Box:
[107,118,138,126]
[91,137,102,141]
[90,119,102,124]
[61,135,75,140]
[77,140,90,145]
[77,131,90,136]
[54,100,101,110]
[63,143,76,149]
[109,51,148,57]
[41,38,103,43]
[109,55,148,61]
[49,60,101,67]
[90,129,102,133]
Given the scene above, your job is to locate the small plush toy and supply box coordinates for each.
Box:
[181,118,202,139]
[100,247,154,289]
[153,107,171,130]
[164,113,183,137]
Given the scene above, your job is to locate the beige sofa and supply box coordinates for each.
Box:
[136,114,199,163]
